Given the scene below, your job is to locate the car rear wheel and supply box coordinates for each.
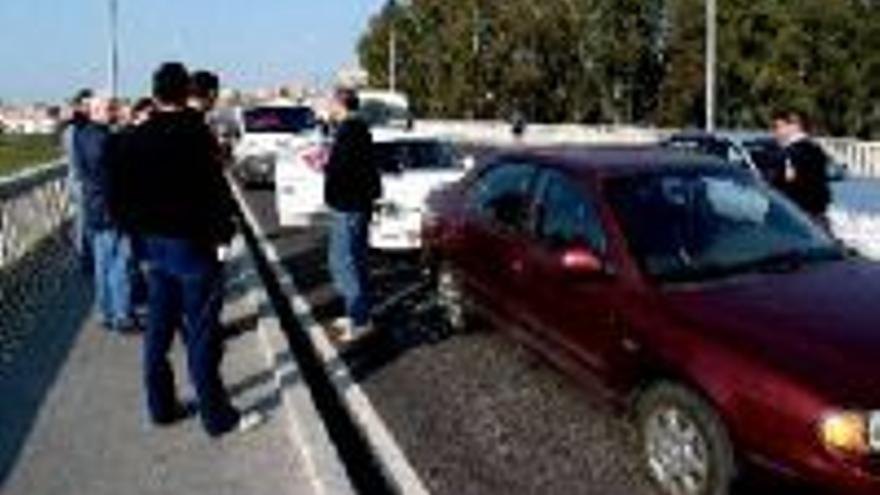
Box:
[636,383,735,495]
[435,263,472,332]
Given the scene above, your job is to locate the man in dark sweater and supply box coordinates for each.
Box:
[114,62,259,437]
[324,88,382,344]
[772,108,832,225]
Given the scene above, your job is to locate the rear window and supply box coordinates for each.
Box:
[665,137,730,160]
[243,107,316,134]
[374,140,461,174]
[742,139,786,172]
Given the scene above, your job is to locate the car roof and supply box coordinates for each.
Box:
[492,145,738,179]
[667,129,776,144]
[371,128,446,144]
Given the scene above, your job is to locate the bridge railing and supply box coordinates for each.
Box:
[417,120,880,179]
[415,119,672,146]
[816,138,880,179]
[0,162,70,269]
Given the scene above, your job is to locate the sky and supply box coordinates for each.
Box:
[0,0,386,103]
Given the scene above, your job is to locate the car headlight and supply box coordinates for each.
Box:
[819,411,880,455]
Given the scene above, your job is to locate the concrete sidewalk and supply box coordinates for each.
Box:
[0,239,318,495]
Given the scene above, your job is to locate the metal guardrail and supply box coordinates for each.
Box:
[816,138,880,179]
[417,120,880,179]
[0,161,70,269]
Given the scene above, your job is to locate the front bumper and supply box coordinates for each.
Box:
[370,213,423,251]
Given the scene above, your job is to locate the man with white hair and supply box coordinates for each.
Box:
[76,94,136,333]
[64,88,93,271]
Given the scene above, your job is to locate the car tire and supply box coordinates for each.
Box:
[434,262,477,333]
[635,383,736,495]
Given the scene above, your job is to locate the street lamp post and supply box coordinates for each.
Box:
[706,0,717,132]
[386,0,398,93]
[389,27,397,93]
[108,0,120,98]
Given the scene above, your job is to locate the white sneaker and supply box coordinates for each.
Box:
[236,411,265,434]
[340,323,376,345]
[329,317,354,343]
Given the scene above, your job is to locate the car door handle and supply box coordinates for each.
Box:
[510,259,525,274]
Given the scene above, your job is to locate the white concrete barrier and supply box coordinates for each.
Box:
[414,119,671,147]
[416,120,880,179]
[0,161,70,268]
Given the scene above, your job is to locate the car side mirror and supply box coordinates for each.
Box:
[560,247,605,277]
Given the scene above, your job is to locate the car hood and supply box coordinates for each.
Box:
[381,170,466,210]
[661,258,880,406]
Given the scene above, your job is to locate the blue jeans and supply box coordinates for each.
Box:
[92,228,133,328]
[69,180,92,270]
[328,211,372,327]
[142,237,239,436]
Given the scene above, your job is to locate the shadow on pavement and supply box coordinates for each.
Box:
[0,231,94,488]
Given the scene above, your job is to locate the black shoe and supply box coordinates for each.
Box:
[116,324,143,336]
[152,401,195,426]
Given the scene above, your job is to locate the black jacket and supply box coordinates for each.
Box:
[111,109,235,247]
[783,138,831,215]
[74,122,115,230]
[323,117,382,213]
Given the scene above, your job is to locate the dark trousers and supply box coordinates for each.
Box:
[142,236,239,436]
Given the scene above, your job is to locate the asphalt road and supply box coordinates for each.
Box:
[237,177,830,495]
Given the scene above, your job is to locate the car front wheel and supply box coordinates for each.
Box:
[636,383,736,495]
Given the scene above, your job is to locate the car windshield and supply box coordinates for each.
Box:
[360,101,411,127]
[243,107,316,134]
[606,169,843,283]
[374,140,461,174]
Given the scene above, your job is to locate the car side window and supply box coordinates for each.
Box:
[535,171,607,253]
[471,163,535,233]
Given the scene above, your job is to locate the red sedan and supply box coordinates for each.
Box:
[423,147,880,495]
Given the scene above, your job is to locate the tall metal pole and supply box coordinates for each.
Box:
[705,0,716,132]
[108,0,120,98]
[389,27,397,93]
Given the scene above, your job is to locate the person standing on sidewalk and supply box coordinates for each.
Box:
[64,88,94,272]
[115,62,260,436]
[77,95,136,333]
[109,97,155,318]
[771,108,832,227]
[189,70,220,115]
[324,88,382,344]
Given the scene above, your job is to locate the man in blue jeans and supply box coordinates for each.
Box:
[76,96,136,332]
[113,62,259,436]
[63,89,94,273]
[324,88,382,344]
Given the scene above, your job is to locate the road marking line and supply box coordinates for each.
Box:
[230,179,432,495]
[232,236,356,495]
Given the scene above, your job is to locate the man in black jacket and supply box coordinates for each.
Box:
[114,62,258,437]
[324,88,382,344]
[772,108,832,225]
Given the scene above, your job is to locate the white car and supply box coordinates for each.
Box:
[232,103,319,187]
[274,129,470,251]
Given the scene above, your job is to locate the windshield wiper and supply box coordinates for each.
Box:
[730,246,845,274]
[656,246,844,283]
